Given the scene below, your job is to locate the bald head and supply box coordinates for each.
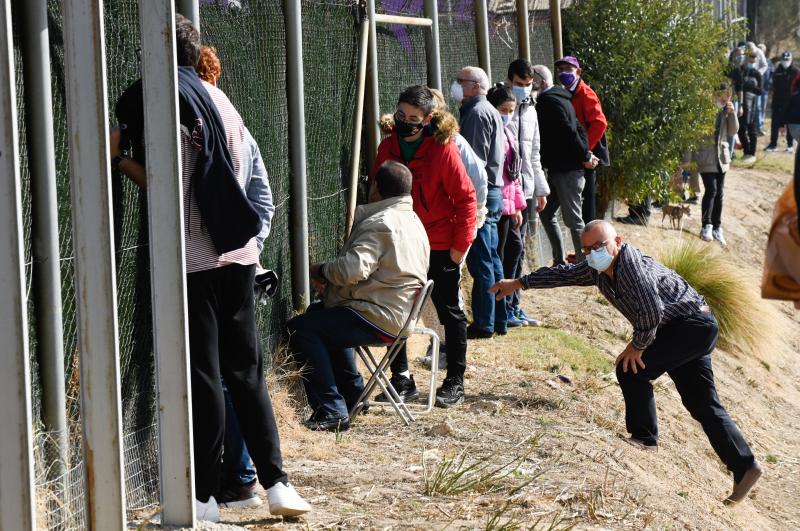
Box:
[583,220,617,242]
[458,66,490,97]
[580,220,623,274]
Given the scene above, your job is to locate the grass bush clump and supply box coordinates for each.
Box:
[659,240,784,355]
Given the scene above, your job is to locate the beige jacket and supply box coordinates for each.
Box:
[690,108,739,174]
[322,196,430,336]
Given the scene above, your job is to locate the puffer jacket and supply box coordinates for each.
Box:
[506,97,548,199]
[322,196,430,336]
[501,127,526,215]
[690,107,739,174]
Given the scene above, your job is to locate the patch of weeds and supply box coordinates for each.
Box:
[746,377,759,388]
[484,501,522,531]
[677,491,689,498]
[760,360,771,371]
[766,453,779,464]
[423,435,542,496]
[596,296,610,306]
[529,512,576,531]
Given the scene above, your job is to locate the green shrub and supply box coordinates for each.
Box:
[658,241,784,355]
[565,0,737,211]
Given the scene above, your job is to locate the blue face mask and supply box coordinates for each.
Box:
[558,71,577,87]
[501,114,510,126]
[512,85,532,102]
[586,246,614,271]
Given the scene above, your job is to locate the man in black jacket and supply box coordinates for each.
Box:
[766,52,800,153]
[739,52,763,163]
[533,65,598,265]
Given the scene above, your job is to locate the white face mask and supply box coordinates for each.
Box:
[782,60,792,69]
[450,80,464,103]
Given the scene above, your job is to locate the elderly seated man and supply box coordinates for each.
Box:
[288,161,430,432]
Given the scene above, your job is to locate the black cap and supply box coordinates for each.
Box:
[782,51,792,60]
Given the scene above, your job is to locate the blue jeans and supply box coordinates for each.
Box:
[222,381,256,487]
[288,303,384,419]
[757,93,767,131]
[466,186,507,334]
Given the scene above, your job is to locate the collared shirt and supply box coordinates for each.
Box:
[519,243,706,350]
[182,81,259,273]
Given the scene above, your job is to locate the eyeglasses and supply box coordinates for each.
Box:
[394,111,424,125]
[580,239,608,255]
[455,78,479,85]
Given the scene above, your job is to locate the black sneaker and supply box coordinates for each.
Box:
[435,377,465,408]
[303,413,350,432]
[466,325,494,339]
[216,479,263,509]
[374,374,419,403]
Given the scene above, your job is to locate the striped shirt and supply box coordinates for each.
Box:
[519,243,706,350]
[182,81,259,273]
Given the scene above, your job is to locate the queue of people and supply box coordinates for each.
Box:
[106,14,774,523]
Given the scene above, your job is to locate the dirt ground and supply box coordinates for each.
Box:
[195,145,799,530]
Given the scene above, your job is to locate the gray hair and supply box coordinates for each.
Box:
[461,66,490,94]
[584,219,617,239]
[531,64,554,87]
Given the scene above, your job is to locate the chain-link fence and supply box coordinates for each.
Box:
[13,0,556,527]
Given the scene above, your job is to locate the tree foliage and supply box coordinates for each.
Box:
[758,0,800,57]
[565,0,730,207]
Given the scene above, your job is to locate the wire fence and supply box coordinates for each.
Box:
[12,0,555,527]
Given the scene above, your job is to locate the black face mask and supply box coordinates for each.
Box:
[394,113,425,138]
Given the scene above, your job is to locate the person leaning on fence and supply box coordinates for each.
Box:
[533,65,597,265]
[555,55,609,225]
[108,14,310,522]
[684,83,738,246]
[372,85,477,408]
[288,161,429,432]
[452,66,509,341]
[490,220,762,504]
[194,44,277,510]
[379,88,489,371]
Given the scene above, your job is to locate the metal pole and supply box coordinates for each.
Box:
[549,0,563,62]
[346,16,370,238]
[423,0,442,90]
[19,0,68,479]
[516,0,530,62]
[475,0,491,82]
[365,0,380,172]
[138,0,195,525]
[285,0,310,311]
[62,1,127,528]
[0,1,37,528]
[374,13,433,26]
[176,0,199,32]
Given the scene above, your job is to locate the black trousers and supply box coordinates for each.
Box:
[187,263,287,501]
[616,311,755,482]
[770,102,795,147]
[581,168,597,223]
[391,249,468,380]
[497,213,524,280]
[739,108,758,156]
[701,172,725,229]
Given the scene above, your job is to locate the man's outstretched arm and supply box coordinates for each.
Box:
[490,261,596,299]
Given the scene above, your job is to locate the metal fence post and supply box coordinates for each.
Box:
[423,0,442,90]
[177,0,200,32]
[138,0,195,525]
[19,0,68,479]
[516,0,530,62]
[285,0,310,311]
[0,1,37,528]
[365,0,380,172]
[475,0,491,82]
[346,15,370,237]
[62,1,127,528]
[549,0,563,62]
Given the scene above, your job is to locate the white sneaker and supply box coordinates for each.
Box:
[712,227,727,246]
[742,155,756,164]
[267,482,311,517]
[788,146,795,154]
[700,224,713,241]
[765,146,777,152]
[196,496,220,523]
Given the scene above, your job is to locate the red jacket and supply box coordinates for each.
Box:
[571,80,608,151]
[373,133,477,253]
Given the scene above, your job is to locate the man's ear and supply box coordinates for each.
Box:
[615,235,623,247]
[577,67,583,77]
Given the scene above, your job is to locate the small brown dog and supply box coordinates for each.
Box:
[661,204,691,230]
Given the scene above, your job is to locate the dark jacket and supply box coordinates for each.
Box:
[459,95,505,188]
[771,63,800,106]
[535,86,589,172]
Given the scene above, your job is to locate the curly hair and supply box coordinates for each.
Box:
[196,46,221,84]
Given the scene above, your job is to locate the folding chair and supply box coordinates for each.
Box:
[348,280,440,425]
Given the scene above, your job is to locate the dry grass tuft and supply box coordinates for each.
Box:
[658,240,787,356]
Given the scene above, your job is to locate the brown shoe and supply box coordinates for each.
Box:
[724,462,763,505]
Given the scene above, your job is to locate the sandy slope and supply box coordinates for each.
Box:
[193,153,799,530]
